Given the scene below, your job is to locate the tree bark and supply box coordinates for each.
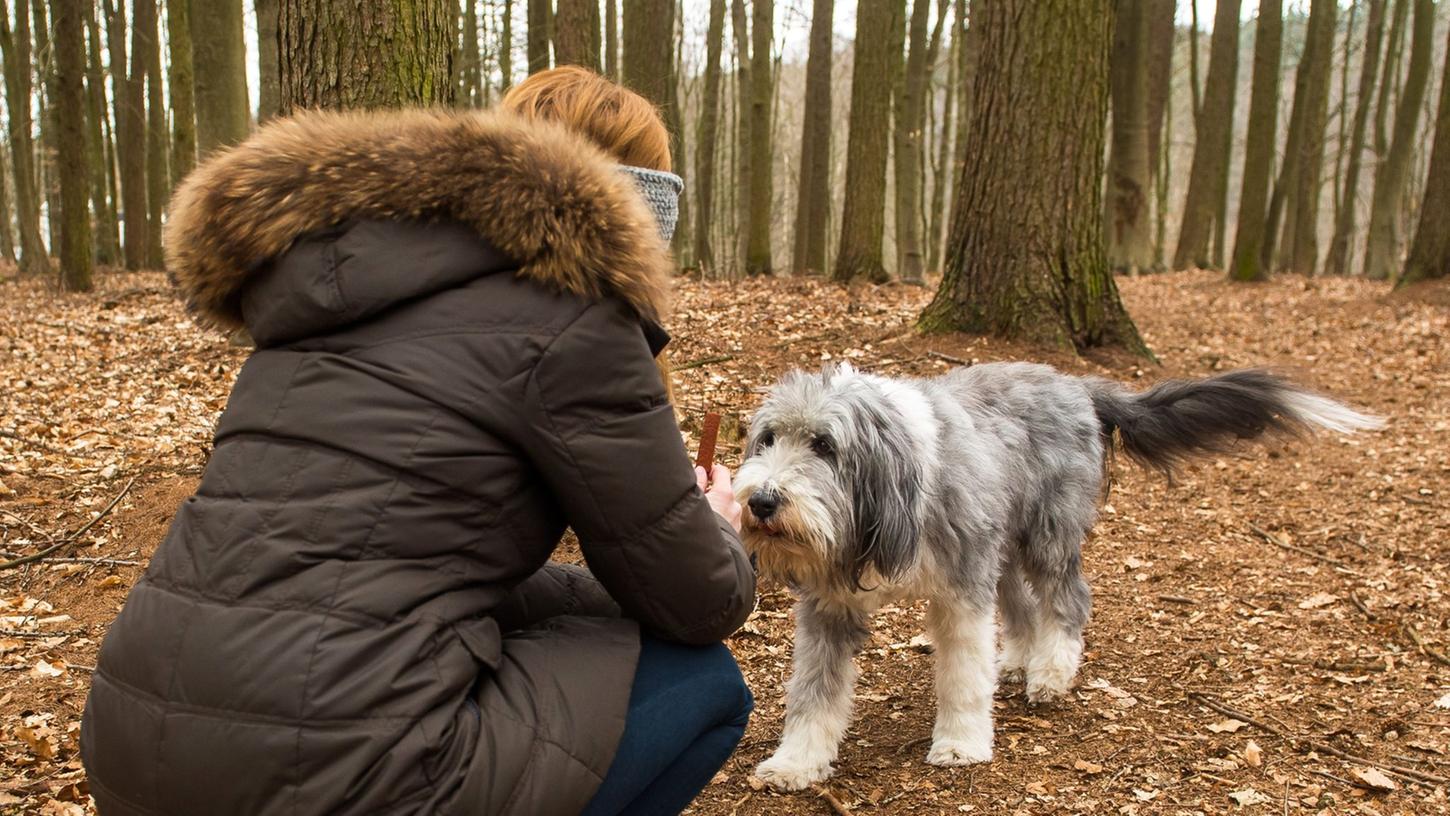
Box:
[527,0,550,73]
[742,0,773,275]
[946,0,976,244]
[1374,0,1409,158]
[137,0,167,268]
[1187,0,1202,126]
[0,147,13,263]
[1324,0,1386,276]
[1105,0,1153,273]
[1229,0,1283,282]
[1172,0,1241,270]
[791,0,833,275]
[1398,24,1450,286]
[919,0,1146,356]
[1144,0,1174,186]
[730,0,750,268]
[113,0,148,269]
[834,0,905,283]
[167,0,198,183]
[554,0,599,71]
[892,0,931,284]
[0,0,46,275]
[83,5,119,264]
[694,0,726,274]
[55,0,93,290]
[457,0,483,102]
[500,0,514,87]
[1363,0,1433,280]
[605,0,618,79]
[926,0,957,274]
[192,0,251,155]
[33,0,62,257]
[1282,0,1336,276]
[279,0,453,113]
[256,0,281,120]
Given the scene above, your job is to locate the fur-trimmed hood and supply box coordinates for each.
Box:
[165,108,674,333]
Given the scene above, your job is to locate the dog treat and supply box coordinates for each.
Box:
[695,412,722,471]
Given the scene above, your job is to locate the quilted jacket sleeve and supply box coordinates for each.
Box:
[520,300,755,645]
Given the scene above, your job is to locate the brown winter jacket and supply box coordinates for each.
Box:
[80,109,755,816]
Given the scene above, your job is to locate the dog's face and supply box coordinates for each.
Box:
[736,364,923,589]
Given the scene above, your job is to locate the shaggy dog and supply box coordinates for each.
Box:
[734,362,1380,791]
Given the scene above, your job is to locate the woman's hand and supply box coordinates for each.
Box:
[695,464,743,535]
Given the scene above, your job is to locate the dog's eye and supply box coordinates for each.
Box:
[810,436,834,457]
[757,430,775,449]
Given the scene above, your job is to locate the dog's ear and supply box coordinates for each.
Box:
[839,395,922,587]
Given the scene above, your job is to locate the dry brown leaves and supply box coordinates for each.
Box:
[1,269,1447,814]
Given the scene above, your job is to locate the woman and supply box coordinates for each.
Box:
[81,68,756,816]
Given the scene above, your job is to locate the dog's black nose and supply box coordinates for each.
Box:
[748,493,780,520]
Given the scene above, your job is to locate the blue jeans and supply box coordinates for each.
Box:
[580,636,754,816]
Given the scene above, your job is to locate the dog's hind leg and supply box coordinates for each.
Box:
[1021,543,1092,704]
[996,563,1037,683]
[755,598,870,791]
[924,595,997,765]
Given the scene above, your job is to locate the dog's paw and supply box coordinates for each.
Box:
[926,737,993,766]
[1024,668,1075,704]
[754,754,834,791]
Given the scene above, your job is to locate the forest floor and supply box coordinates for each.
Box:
[0,269,1447,815]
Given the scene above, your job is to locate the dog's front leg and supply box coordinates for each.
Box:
[924,596,997,765]
[755,598,869,791]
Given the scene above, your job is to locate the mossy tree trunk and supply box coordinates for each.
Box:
[729,0,750,268]
[1283,0,1336,276]
[527,0,550,74]
[1398,24,1450,287]
[920,0,1147,357]
[1324,0,1386,276]
[192,0,251,154]
[256,0,281,121]
[114,0,148,269]
[1,0,47,275]
[1105,0,1153,274]
[554,0,599,71]
[279,0,453,113]
[1171,0,1240,271]
[167,0,198,183]
[85,6,120,264]
[1229,0,1283,282]
[833,0,905,283]
[33,0,62,258]
[1363,0,1433,280]
[55,0,92,290]
[136,0,168,268]
[891,0,931,284]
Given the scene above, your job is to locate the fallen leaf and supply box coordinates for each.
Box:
[14,725,57,760]
[1131,788,1158,801]
[1207,718,1249,733]
[1228,789,1269,806]
[1025,781,1049,796]
[1074,759,1104,775]
[1244,740,1262,768]
[32,658,67,678]
[1352,767,1398,792]
[1435,692,1450,710]
[98,574,126,589]
[1297,591,1339,609]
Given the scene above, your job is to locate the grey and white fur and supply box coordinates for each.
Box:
[734,362,1382,791]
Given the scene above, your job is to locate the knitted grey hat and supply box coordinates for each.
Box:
[619,165,684,242]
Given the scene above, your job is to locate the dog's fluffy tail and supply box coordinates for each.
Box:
[1087,369,1383,473]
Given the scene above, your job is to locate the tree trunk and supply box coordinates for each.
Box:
[500,0,513,87]
[891,0,931,284]
[1261,0,1328,273]
[1105,0,1153,273]
[167,0,198,184]
[0,147,13,263]
[457,0,482,102]
[1324,0,1386,276]
[1187,0,1202,126]
[621,0,677,136]
[33,0,62,257]
[926,0,957,274]
[1228,0,1283,282]
[55,0,92,290]
[1330,1,1357,226]
[1363,0,1433,280]
[256,0,281,120]
[0,0,46,275]
[279,0,453,113]
[742,0,773,275]
[192,0,251,155]
[1398,24,1450,286]
[527,0,550,73]
[946,0,976,243]
[1282,0,1337,276]
[833,0,905,283]
[730,0,750,269]
[1172,0,1241,270]
[694,0,726,273]
[1144,0,1174,186]
[137,0,167,268]
[1374,0,1409,158]
[605,0,618,79]
[84,5,119,264]
[554,0,599,71]
[114,0,148,269]
[919,0,1146,356]
[790,0,832,276]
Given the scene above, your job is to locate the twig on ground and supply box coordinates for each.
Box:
[927,350,971,366]
[675,354,736,371]
[1401,622,1450,668]
[1157,594,1196,605]
[0,428,70,456]
[1247,523,1352,569]
[1348,591,1376,619]
[41,556,140,566]
[0,629,87,639]
[0,476,137,571]
[811,785,852,816]
[895,735,932,756]
[1280,658,1387,673]
[1188,692,1448,787]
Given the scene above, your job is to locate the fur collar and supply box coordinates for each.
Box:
[164,108,674,331]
